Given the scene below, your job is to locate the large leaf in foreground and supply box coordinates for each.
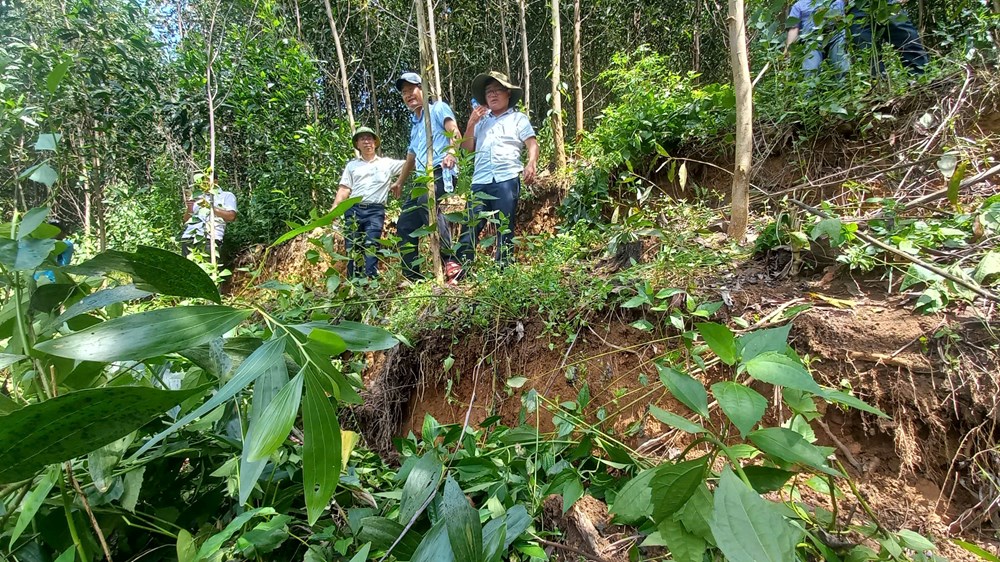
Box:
[67,246,221,302]
[0,385,202,483]
[442,476,483,562]
[239,346,290,504]
[744,352,822,394]
[246,370,303,462]
[710,467,802,562]
[43,284,153,333]
[712,382,767,438]
[35,306,251,361]
[609,467,657,523]
[302,369,343,525]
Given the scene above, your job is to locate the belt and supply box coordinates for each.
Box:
[354,202,385,208]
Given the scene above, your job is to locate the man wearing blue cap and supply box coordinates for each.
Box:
[333,126,405,278]
[390,72,463,282]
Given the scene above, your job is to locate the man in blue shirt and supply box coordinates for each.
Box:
[785,0,850,77]
[458,71,538,269]
[390,72,463,282]
[849,0,928,74]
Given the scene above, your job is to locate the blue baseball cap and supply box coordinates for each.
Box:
[395,72,422,91]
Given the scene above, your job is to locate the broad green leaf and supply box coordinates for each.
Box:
[0,237,56,271]
[658,517,706,562]
[11,466,59,545]
[742,466,796,494]
[400,453,444,524]
[481,504,530,552]
[0,393,18,415]
[68,246,221,302]
[307,328,348,356]
[442,476,483,562]
[710,467,802,562]
[194,507,276,561]
[121,466,144,512]
[953,539,1000,562]
[88,433,133,492]
[651,457,708,522]
[657,365,709,417]
[177,529,197,562]
[302,368,343,525]
[46,60,71,93]
[896,529,935,551]
[300,320,400,351]
[34,133,60,152]
[348,543,372,562]
[695,322,736,365]
[239,346,290,504]
[28,163,58,188]
[609,467,657,522]
[411,519,455,562]
[358,516,422,560]
[135,336,287,457]
[17,207,50,239]
[748,427,840,476]
[271,197,362,247]
[36,306,250,361]
[0,353,27,370]
[712,382,767,437]
[236,514,292,556]
[744,351,822,394]
[42,284,154,333]
[246,371,303,462]
[676,484,715,545]
[737,324,792,362]
[0,386,203,483]
[820,388,889,418]
[562,477,584,514]
[53,547,75,562]
[974,251,1000,285]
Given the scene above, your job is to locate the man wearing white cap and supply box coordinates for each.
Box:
[390,72,463,282]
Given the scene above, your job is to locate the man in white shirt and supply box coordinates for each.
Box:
[181,181,237,262]
[334,127,406,278]
[458,71,539,269]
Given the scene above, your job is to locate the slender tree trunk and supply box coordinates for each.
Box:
[293,0,303,39]
[500,0,512,78]
[445,10,455,103]
[550,0,567,167]
[176,0,185,40]
[692,0,702,75]
[572,0,583,140]
[322,0,356,130]
[369,71,381,138]
[206,3,219,266]
[414,0,444,283]
[518,0,531,115]
[426,0,443,100]
[727,0,751,241]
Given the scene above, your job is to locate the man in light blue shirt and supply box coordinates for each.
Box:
[785,0,849,77]
[457,71,538,269]
[391,72,463,282]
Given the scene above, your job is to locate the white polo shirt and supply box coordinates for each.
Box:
[471,109,536,185]
[339,156,406,204]
[182,190,237,242]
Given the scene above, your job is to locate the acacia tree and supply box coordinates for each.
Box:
[727,0,751,241]
[518,0,531,115]
[322,0,356,130]
[573,0,583,139]
[550,0,567,167]
[414,0,444,282]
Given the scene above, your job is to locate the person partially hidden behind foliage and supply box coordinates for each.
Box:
[181,178,237,261]
[457,71,539,270]
[849,0,929,74]
[785,0,850,78]
[333,127,405,278]
[390,72,463,283]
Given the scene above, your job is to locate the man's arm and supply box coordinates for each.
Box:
[333,185,352,208]
[785,26,800,52]
[392,152,416,198]
[523,137,540,185]
[461,106,488,153]
[215,207,237,222]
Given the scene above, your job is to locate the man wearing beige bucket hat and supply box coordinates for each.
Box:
[333,126,406,278]
[457,71,539,268]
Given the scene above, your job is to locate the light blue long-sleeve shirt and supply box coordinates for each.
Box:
[407,101,457,173]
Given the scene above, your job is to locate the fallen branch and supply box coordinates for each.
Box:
[531,535,614,562]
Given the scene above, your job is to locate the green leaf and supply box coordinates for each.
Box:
[657,365,709,417]
[400,453,444,524]
[246,371,303,462]
[442,476,483,562]
[302,368,343,525]
[236,514,292,556]
[121,466,144,512]
[348,543,372,562]
[46,60,71,93]
[34,133,61,152]
[307,328,348,356]
[953,539,1000,562]
[43,284,154,333]
[17,207,50,239]
[562,477,584,514]
[820,388,889,418]
[195,508,276,561]
[0,353,27,371]
[658,517,706,562]
[695,322,736,365]
[0,386,203,483]
[239,344,290,504]
[35,306,250,361]
[710,467,802,562]
[651,457,708,522]
[177,529,197,562]
[53,547,75,562]
[896,529,935,551]
[358,517,422,560]
[135,337,287,457]
[811,217,844,245]
[323,321,399,351]
[609,467,657,523]
[11,466,59,545]
[712,382,767,437]
[88,434,133,492]
[974,251,1000,285]
[412,519,455,562]
[676,484,715,545]
[29,163,59,188]
[0,237,56,271]
[744,352,822,394]
[748,427,840,476]
[271,198,362,247]
[482,504,530,553]
[737,324,792,362]
[742,466,796,494]
[649,405,705,434]
[68,246,221,302]
[947,161,968,211]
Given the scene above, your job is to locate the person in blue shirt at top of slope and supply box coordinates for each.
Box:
[457,71,539,272]
[390,72,463,283]
[785,0,850,78]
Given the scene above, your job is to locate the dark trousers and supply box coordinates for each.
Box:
[457,177,520,267]
[344,204,385,278]
[850,4,929,74]
[396,168,454,280]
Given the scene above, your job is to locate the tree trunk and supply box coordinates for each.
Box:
[426,0,443,100]
[727,0,751,241]
[414,0,444,283]
[518,0,531,115]
[692,0,702,75]
[572,0,583,140]
[500,0,512,78]
[322,0,356,130]
[550,0,567,167]
[293,0,303,39]
[206,1,219,266]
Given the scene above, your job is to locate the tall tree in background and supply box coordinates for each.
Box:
[573,0,583,139]
[205,0,221,265]
[414,0,444,282]
[426,0,443,99]
[550,0,567,167]
[727,0,751,240]
[322,0,355,130]
[518,0,531,115]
